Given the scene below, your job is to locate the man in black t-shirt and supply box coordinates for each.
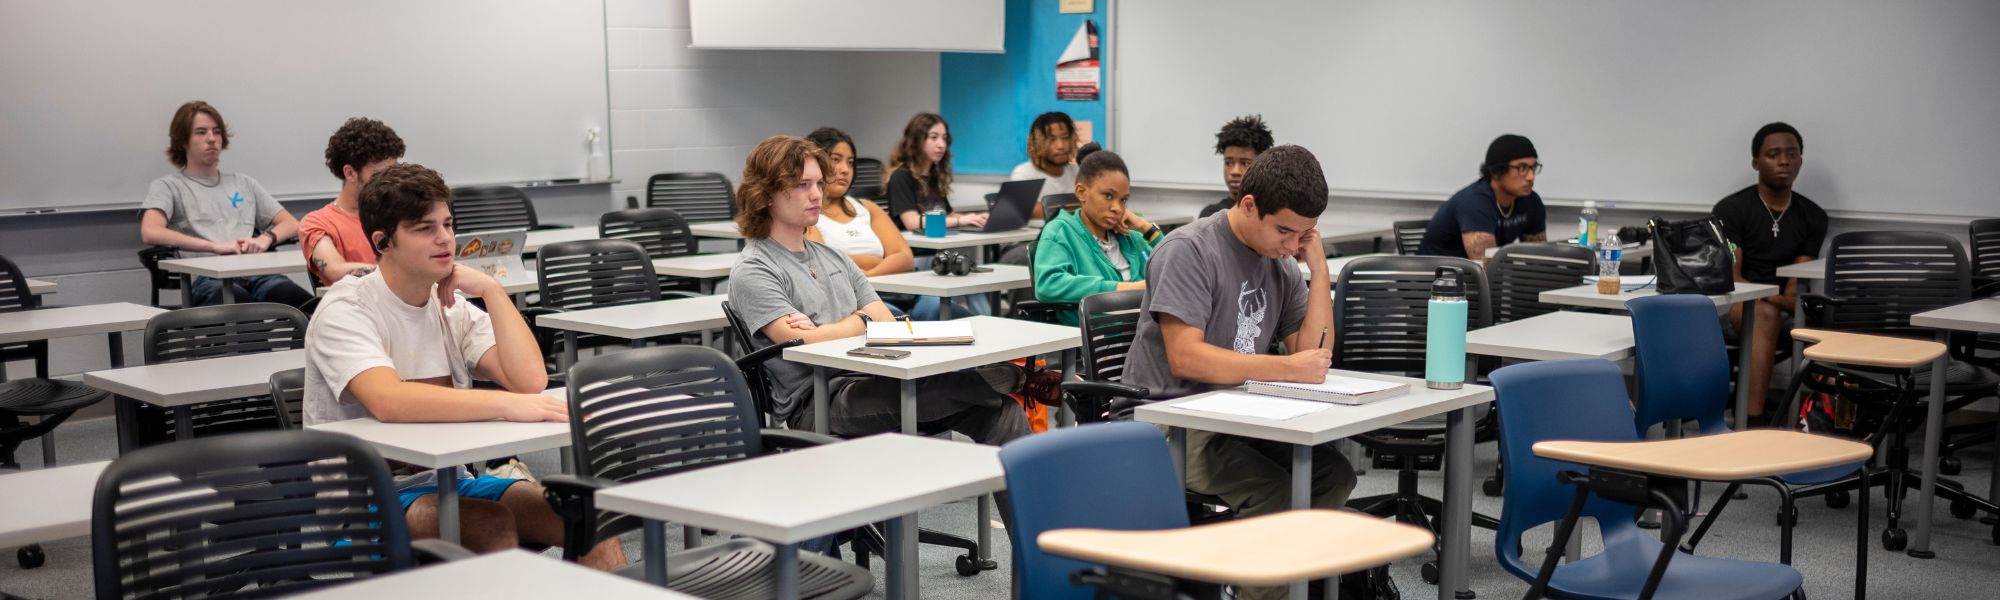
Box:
[1712,122,1827,418]
[1198,115,1274,218]
[1415,134,1549,262]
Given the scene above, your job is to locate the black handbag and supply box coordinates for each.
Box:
[1647,216,1736,295]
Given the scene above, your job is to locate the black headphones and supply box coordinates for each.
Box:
[931,250,974,276]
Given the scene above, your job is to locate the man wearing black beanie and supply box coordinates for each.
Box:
[1415,134,1549,261]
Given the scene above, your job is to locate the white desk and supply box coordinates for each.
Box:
[1136,372,1494,600]
[0,302,161,350]
[535,294,730,369]
[903,228,1042,252]
[867,264,1033,302]
[0,461,109,547]
[83,348,304,447]
[157,252,309,304]
[1467,312,1635,361]
[1909,297,2000,556]
[1775,258,1825,281]
[523,227,601,254]
[1539,282,1779,431]
[309,389,571,545]
[651,252,741,294]
[287,549,699,600]
[688,220,742,240]
[25,278,55,296]
[597,434,1003,600]
[786,315,1080,434]
[1299,253,1394,278]
[1146,214,1195,227]
[1318,219,1393,246]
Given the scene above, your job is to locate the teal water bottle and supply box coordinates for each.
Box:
[1425,266,1468,390]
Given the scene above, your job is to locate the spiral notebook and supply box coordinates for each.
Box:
[1245,373,1409,405]
[865,320,976,346]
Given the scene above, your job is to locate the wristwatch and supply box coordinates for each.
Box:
[854,310,874,324]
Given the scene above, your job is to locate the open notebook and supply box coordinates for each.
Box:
[1246,372,1409,405]
[866,320,975,346]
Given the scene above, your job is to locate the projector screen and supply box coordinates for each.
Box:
[690,0,1004,52]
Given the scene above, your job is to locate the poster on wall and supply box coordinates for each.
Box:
[1055,20,1100,101]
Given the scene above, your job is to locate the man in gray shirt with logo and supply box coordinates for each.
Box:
[1122,145,1352,600]
[138,101,312,307]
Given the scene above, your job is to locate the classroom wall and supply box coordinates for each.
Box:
[940,0,1112,175]
[605,0,942,204]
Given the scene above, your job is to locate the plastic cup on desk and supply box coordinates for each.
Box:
[923,209,947,238]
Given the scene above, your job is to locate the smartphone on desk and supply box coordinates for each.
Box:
[847,347,912,360]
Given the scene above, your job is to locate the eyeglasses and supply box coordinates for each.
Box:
[1508,163,1544,176]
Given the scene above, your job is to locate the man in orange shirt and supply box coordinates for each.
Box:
[302,117,405,286]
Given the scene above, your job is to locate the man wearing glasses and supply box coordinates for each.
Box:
[1416,134,1549,262]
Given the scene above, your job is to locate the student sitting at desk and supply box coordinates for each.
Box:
[1712,122,1827,420]
[886,112,989,319]
[1123,145,1351,600]
[1415,134,1549,263]
[804,127,915,278]
[1009,111,1079,219]
[1031,146,1161,326]
[1198,114,1275,218]
[726,135,1054,440]
[138,100,313,307]
[301,117,405,286]
[301,163,625,569]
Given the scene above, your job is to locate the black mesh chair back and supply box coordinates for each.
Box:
[535,239,663,312]
[1040,193,1080,221]
[1972,219,2000,291]
[137,246,183,308]
[449,186,540,233]
[564,345,765,557]
[1078,290,1147,383]
[1819,231,1968,337]
[600,208,702,294]
[268,368,305,429]
[1333,255,1491,375]
[1391,220,1430,255]
[1488,243,1595,323]
[643,173,735,223]
[851,158,887,208]
[0,254,42,367]
[720,300,778,418]
[92,429,413,599]
[124,303,306,449]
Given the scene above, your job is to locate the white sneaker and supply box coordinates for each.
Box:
[487,458,538,483]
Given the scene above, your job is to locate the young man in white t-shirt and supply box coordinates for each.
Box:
[1008,112,1078,221]
[302,163,624,569]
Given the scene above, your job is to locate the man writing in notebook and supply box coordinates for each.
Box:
[1123,145,1351,600]
[301,163,624,569]
[301,117,405,286]
[139,100,313,307]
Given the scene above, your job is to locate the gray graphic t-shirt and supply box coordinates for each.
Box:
[141,171,281,257]
[1124,212,1308,397]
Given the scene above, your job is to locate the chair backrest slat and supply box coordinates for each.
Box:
[1078,290,1146,384]
[1489,243,1595,323]
[449,186,539,233]
[1821,232,1968,337]
[1333,256,1491,375]
[535,239,663,312]
[1391,219,1430,255]
[644,173,735,223]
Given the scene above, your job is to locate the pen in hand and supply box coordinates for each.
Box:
[1316,326,1328,350]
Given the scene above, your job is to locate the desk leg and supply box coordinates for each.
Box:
[978,494,993,562]
[643,519,669,586]
[1790,280,1810,375]
[437,465,461,544]
[1288,444,1313,600]
[174,406,193,441]
[179,274,194,308]
[560,331,578,374]
[219,279,236,304]
[900,379,917,435]
[813,367,830,434]
[107,331,125,368]
[1733,298,1757,430]
[1168,427,1186,483]
[774,542,801,600]
[888,513,918,600]
[1910,331,1947,558]
[1442,407,1473,600]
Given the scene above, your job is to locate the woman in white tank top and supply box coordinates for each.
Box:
[805,128,914,276]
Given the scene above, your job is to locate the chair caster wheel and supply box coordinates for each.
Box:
[1882,527,1908,552]
[1952,499,1977,519]
[17,545,44,569]
[1421,561,1439,585]
[1482,476,1503,497]
[954,554,994,576]
[1825,491,1850,509]
[1940,455,1962,476]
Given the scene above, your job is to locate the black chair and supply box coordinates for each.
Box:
[117,303,305,452]
[851,158,888,210]
[91,429,470,599]
[1003,229,1075,325]
[1039,193,1080,221]
[1059,290,1150,424]
[540,346,871,600]
[450,185,566,233]
[267,368,305,429]
[1390,219,1429,255]
[628,173,734,224]
[1,253,109,471]
[599,207,703,294]
[136,246,183,308]
[533,239,694,366]
[1332,256,1500,583]
[1797,231,2000,549]
[1488,243,1595,324]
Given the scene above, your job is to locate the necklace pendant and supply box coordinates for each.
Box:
[1771,222,1781,237]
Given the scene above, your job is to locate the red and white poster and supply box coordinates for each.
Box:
[1055,20,1100,101]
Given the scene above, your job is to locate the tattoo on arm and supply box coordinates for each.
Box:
[1521,232,1548,242]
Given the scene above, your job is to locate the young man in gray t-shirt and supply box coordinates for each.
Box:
[1123,145,1354,600]
[725,135,1032,445]
[138,101,312,307]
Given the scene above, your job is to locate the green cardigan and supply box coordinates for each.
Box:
[1032,209,1160,325]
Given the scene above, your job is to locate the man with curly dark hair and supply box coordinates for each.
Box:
[1199,114,1276,218]
[301,117,407,285]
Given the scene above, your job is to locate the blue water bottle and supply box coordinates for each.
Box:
[1425,266,1468,390]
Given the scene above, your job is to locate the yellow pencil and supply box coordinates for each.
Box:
[904,315,915,334]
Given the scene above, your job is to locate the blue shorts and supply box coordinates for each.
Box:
[397,476,524,513]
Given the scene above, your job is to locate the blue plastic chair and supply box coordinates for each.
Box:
[1000,421,1194,600]
[1492,359,1805,600]
[1628,294,1864,563]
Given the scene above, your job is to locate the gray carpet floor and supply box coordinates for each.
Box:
[5,416,1998,599]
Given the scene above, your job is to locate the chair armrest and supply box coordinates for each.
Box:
[1061,381,1149,399]
[1797,292,1849,327]
[410,539,479,565]
[736,339,803,371]
[541,473,619,563]
[1009,300,1077,325]
[759,428,841,451]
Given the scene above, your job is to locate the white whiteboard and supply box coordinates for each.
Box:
[0,0,608,211]
[690,0,1003,52]
[1113,0,2000,219]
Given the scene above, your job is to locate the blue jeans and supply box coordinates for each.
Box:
[189,274,314,307]
[905,256,993,320]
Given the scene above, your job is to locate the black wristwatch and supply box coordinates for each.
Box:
[263,231,278,247]
[854,310,874,324]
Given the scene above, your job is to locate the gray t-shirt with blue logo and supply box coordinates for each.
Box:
[141,170,282,257]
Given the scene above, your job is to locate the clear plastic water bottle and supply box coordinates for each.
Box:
[1578,200,1599,249]
[1596,232,1623,294]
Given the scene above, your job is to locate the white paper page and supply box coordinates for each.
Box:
[867,320,974,340]
[1173,392,1332,421]
[1250,373,1403,395]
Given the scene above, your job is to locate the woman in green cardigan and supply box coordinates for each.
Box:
[1032,146,1163,326]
